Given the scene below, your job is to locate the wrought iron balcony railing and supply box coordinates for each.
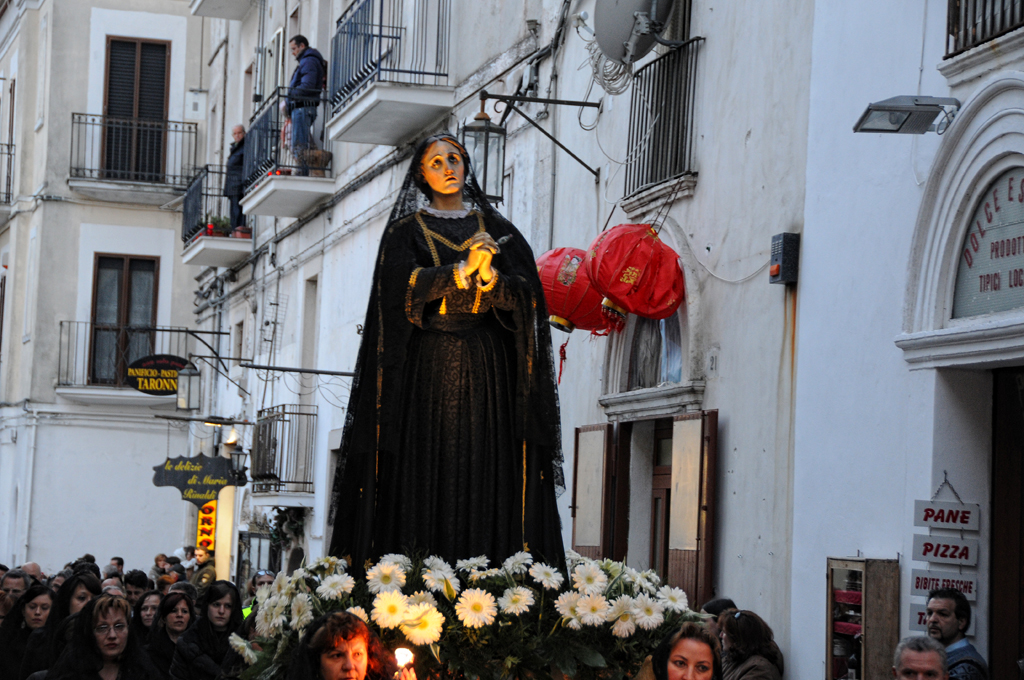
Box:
[183,165,242,243]
[947,0,1024,57]
[252,404,317,494]
[329,0,451,113]
[58,321,195,389]
[243,88,333,193]
[625,38,704,197]
[70,113,198,188]
[0,143,14,205]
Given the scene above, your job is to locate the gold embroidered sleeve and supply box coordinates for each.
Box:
[405,267,423,323]
[454,263,471,290]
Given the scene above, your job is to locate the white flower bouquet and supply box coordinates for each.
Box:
[237,550,701,680]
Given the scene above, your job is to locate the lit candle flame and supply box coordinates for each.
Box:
[395,648,414,667]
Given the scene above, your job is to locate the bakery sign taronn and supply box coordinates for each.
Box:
[953,167,1024,318]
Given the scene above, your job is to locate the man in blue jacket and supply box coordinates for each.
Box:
[287,35,326,175]
[925,588,988,679]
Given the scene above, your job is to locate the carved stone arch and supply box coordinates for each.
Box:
[599,215,706,421]
[899,71,1024,367]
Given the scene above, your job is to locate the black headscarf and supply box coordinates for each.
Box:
[327,133,564,563]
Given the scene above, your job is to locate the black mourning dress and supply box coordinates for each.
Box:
[329,138,565,570]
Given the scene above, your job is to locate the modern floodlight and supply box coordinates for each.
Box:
[853,96,961,134]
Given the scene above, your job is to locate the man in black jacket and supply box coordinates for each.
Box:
[287,34,326,175]
[224,125,246,229]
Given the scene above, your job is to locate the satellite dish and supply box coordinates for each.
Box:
[595,0,675,65]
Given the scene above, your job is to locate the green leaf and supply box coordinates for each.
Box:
[576,647,607,668]
[430,643,442,663]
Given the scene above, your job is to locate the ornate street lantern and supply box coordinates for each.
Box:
[230,446,249,485]
[176,365,201,411]
[461,100,506,204]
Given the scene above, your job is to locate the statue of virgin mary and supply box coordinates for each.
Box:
[328,133,565,571]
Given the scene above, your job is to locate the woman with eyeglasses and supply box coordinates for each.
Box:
[169,580,242,680]
[44,594,158,680]
[145,592,194,680]
[717,610,783,680]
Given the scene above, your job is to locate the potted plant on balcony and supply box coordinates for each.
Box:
[203,214,232,237]
[232,221,252,239]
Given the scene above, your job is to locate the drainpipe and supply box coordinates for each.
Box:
[19,403,38,563]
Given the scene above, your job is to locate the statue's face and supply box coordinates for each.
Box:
[420,140,465,197]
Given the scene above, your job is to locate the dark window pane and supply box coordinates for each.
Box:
[94,258,122,325]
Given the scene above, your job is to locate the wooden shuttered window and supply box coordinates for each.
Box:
[103,38,169,182]
[571,411,717,609]
[89,254,159,385]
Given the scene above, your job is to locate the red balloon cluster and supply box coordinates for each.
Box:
[536,247,610,333]
[586,224,685,330]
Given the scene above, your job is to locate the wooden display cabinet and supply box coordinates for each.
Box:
[826,557,900,680]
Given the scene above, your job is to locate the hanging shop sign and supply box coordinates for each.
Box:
[910,568,978,601]
[127,355,193,396]
[952,166,1024,318]
[913,500,981,531]
[152,454,237,508]
[911,533,979,566]
[196,500,217,551]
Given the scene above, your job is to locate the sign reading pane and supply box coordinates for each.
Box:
[953,167,1024,317]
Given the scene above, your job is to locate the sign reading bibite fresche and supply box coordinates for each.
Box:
[910,569,978,601]
[953,167,1024,317]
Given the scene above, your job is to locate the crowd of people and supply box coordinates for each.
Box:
[0,554,988,680]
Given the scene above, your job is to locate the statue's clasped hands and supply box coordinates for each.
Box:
[462,232,500,283]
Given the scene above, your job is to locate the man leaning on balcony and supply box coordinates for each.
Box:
[287,35,327,176]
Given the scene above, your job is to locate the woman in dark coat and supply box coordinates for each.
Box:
[127,590,160,645]
[19,574,101,679]
[168,581,241,680]
[328,133,565,570]
[44,594,158,680]
[0,585,53,680]
[145,592,195,680]
[718,610,784,680]
[224,125,246,229]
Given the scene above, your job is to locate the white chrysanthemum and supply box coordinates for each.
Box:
[347,605,369,623]
[656,586,688,612]
[529,563,564,590]
[310,556,346,575]
[400,603,445,645]
[229,633,259,665]
[554,591,580,619]
[502,551,533,575]
[317,574,356,600]
[255,585,272,606]
[607,596,636,638]
[371,591,409,629]
[622,566,640,585]
[291,568,308,581]
[271,572,292,596]
[254,604,276,637]
[409,590,438,607]
[291,593,314,632]
[468,568,502,582]
[600,559,623,578]
[367,562,407,593]
[572,563,608,595]
[565,549,583,566]
[633,593,665,630]
[378,554,413,571]
[422,555,452,572]
[577,593,610,626]
[422,567,458,593]
[498,586,534,615]
[454,588,497,628]
[456,556,489,572]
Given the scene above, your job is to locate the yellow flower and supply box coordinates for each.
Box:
[454,588,497,628]
[400,603,445,645]
[371,591,409,629]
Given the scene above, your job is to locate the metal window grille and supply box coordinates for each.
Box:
[947,0,1024,57]
[183,165,237,243]
[625,38,703,198]
[242,88,333,193]
[70,114,197,187]
[252,404,317,494]
[329,0,451,113]
[0,143,14,205]
[57,321,194,388]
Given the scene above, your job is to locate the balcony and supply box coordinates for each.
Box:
[251,404,318,507]
[625,38,703,199]
[181,165,252,268]
[946,0,1024,57]
[57,321,196,406]
[69,113,198,205]
[189,0,252,21]
[0,143,14,219]
[240,88,334,217]
[327,0,454,145]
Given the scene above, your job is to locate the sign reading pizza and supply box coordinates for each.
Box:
[953,167,1024,317]
[127,355,193,396]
